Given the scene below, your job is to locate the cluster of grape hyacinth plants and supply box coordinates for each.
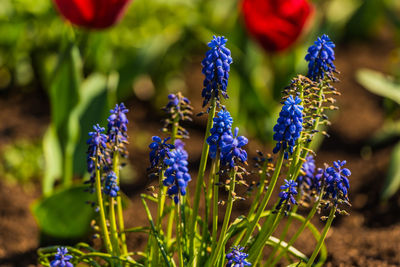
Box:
[38,34,351,267]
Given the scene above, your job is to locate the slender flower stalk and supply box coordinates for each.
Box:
[209,168,237,266]
[306,207,336,266]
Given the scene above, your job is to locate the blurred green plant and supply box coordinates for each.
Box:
[0,139,43,184]
[356,69,400,200]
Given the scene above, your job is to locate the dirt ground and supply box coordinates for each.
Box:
[0,32,399,267]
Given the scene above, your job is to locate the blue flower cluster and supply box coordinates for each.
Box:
[162,93,193,139]
[103,172,120,197]
[207,110,233,159]
[305,34,336,81]
[163,140,191,204]
[220,127,248,168]
[324,160,351,202]
[226,246,251,267]
[298,155,315,187]
[201,35,233,107]
[272,96,304,159]
[165,93,190,111]
[107,103,129,152]
[277,179,298,212]
[87,124,108,173]
[148,136,174,170]
[50,247,73,267]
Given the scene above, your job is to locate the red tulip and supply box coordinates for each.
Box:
[53,0,132,29]
[241,0,313,52]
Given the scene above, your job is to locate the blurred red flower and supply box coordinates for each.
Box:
[241,0,313,52]
[53,0,132,29]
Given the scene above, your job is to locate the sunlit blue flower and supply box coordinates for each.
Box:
[107,103,129,152]
[148,136,174,169]
[305,34,336,81]
[202,35,233,107]
[324,160,351,202]
[103,172,120,197]
[298,155,316,187]
[87,124,108,173]
[50,247,73,267]
[207,109,233,159]
[220,127,248,168]
[162,93,193,138]
[277,179,298,212]
[226,246,251,267]
[163,140,191,204]
[272,96,303,159]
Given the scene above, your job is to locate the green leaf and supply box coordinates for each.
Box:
[32,185,96,239]
[381,141,400,199]
[356,68,400,105]
[42,125,62,195]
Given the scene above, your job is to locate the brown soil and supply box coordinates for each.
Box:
[0,32,399,267]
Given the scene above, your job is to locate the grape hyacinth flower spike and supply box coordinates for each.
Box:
[324,160,351,204]
[305,34,336,81]
[163,140,191,204]
[207,109,233,159]
[50,247,73,267]
[273,95,304,159]
[162,93,193,138]
[298,155,316,188]
[148,136,175,170]
[202,35,233,107]
[87,124,108,173]
[107,103,129,156]
[226,246,252,267]
[103,172,120,197]
[276,179,298,213]
[220,127,248,168]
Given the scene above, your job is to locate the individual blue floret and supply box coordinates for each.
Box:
[207,109,233,159]
[163,140,191,204]
[220,127,248,168]
[201,35,233,107]
[148,136,175,169]
[305,34,336,81]
[103,171,120,197]
[272,96,304,159]
[50,247,73,267]
[87,124,108,173]
[226,246,251,267]
[324,160,351,203]
[277,179,298,212]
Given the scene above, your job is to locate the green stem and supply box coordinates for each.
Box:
[247,160,268,220]
[113,150,128,256]
[248,210,283,264]
[209,168,237,266]
[306,206,336,266]
[189,97,217,259]
[271,190,324,266]
[109,197,121,257]
[240,150,285,246]
[167,205,175,247]
[175,202,184,267]
[95,153,113,254]
[211,154,220,252]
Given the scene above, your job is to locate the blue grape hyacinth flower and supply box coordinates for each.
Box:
[107,103,129,148]
[277,179,298,212]
[202,35,233,107]
[324,160,351,202]
[226,246,251,267]
[148,136,175,169]
[163,140,191,204]
[87,124,108,173]
[298,155,315,187]
[220,127,248,168]
[305,34,336,81]
[103,171,120,197]
[50,247,73,267]
[272,96,304,159]
[207,109,233,159]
